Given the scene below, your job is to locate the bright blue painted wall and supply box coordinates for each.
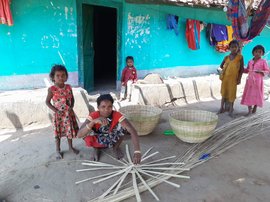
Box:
[0,0,269,90]
[121,3,270,78]
[0,0,77,76]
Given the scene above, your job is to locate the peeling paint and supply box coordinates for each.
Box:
[41,35,59,49]
[126,12,151,48]
[65,7,69,20]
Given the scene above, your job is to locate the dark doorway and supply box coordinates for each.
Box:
[93,6,117,90]
[82,5,117,92]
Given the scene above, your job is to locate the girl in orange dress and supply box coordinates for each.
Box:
[46,65,79,159]
[218,40,244,117]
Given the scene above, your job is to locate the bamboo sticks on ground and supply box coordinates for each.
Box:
[76,144,188,202]
[88,110,270,202]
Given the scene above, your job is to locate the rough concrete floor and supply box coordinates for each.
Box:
[0,99,270,202]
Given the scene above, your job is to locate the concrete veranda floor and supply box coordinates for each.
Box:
[0,98,270,202]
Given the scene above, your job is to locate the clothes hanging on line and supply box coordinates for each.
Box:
[216,26,233,53]
[206,23,229,47]
[185,19,200,50]
[166,14,179,35]
[227,0,270,41]
[212,24,228,42]
[0,0,13,26]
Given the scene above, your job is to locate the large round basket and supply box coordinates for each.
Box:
[169,110,218,143]
[119,105,162,136]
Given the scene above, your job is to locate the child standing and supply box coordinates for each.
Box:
[218,40,244,117]
[241,45,269,116]
[120,56,137,101]
[45,65,79,159]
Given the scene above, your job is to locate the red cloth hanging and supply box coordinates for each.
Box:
[185,19,201,50]
[0,0,13,26]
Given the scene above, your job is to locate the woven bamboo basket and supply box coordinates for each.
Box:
[119,105,162,136]
[169,110,218,143]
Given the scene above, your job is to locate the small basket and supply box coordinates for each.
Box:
[169,110,218,143]
[119,105,162,136]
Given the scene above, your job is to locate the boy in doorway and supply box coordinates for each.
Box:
[120,56,137,102]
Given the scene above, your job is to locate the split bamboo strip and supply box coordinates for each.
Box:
[102,151,128,166]
[75,170,121,185]
[141,151,159,162]
[93,167,131,184]
[76,167,125,172]
[143,156,176,165]
[122,158,129,164]
[132,171,142,202]
[113,167,133,195]
[125,144,133,164]
[140,169,190,179]
[137,169,181,188]
[141,147,153,159]
[82,162,118,167]
[82,160,116,166]
[140,167,189,171]
[139,162,185,167]
[134,168,160,201]
[99,167,133,199]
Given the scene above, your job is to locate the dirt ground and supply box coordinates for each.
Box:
[1,98,270,202]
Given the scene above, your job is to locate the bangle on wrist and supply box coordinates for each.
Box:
[134,150,141,154]
[86,124,91,130]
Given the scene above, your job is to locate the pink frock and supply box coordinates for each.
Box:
[241,59,269,107]
[51,84,78,139]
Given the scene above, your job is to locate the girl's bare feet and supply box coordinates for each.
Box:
[229,112,235,118]
[217,108,225,114]
[245,112,252,117]
[70,147,79,155]
[90,148,100,161]
[56,151,63,160]
[113,147,124,160]
[252,106,257,114]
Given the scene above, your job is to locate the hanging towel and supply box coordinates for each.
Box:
[185,19,200,50]
[212,24,228,42]
[166,14,179,35]
[216,26,233,53]
[0,0,13,26]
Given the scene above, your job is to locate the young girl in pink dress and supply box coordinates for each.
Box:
[241,45,270,116]
[46,65,79,159]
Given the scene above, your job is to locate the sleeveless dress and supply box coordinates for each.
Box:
[51,84,78,139]
[220,54,243,102]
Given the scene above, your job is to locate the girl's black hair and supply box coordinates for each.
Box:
[229,40,240,48]
[97,94,114,106]
[252,45,265,55]
[49,64,68,82]
[126,56,134,62]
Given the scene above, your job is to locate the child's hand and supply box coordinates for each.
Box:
[121,82,125,86]
[255,70,264,76]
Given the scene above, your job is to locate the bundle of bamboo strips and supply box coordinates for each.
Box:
[76,145,190,202]
[88,110,270,202]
